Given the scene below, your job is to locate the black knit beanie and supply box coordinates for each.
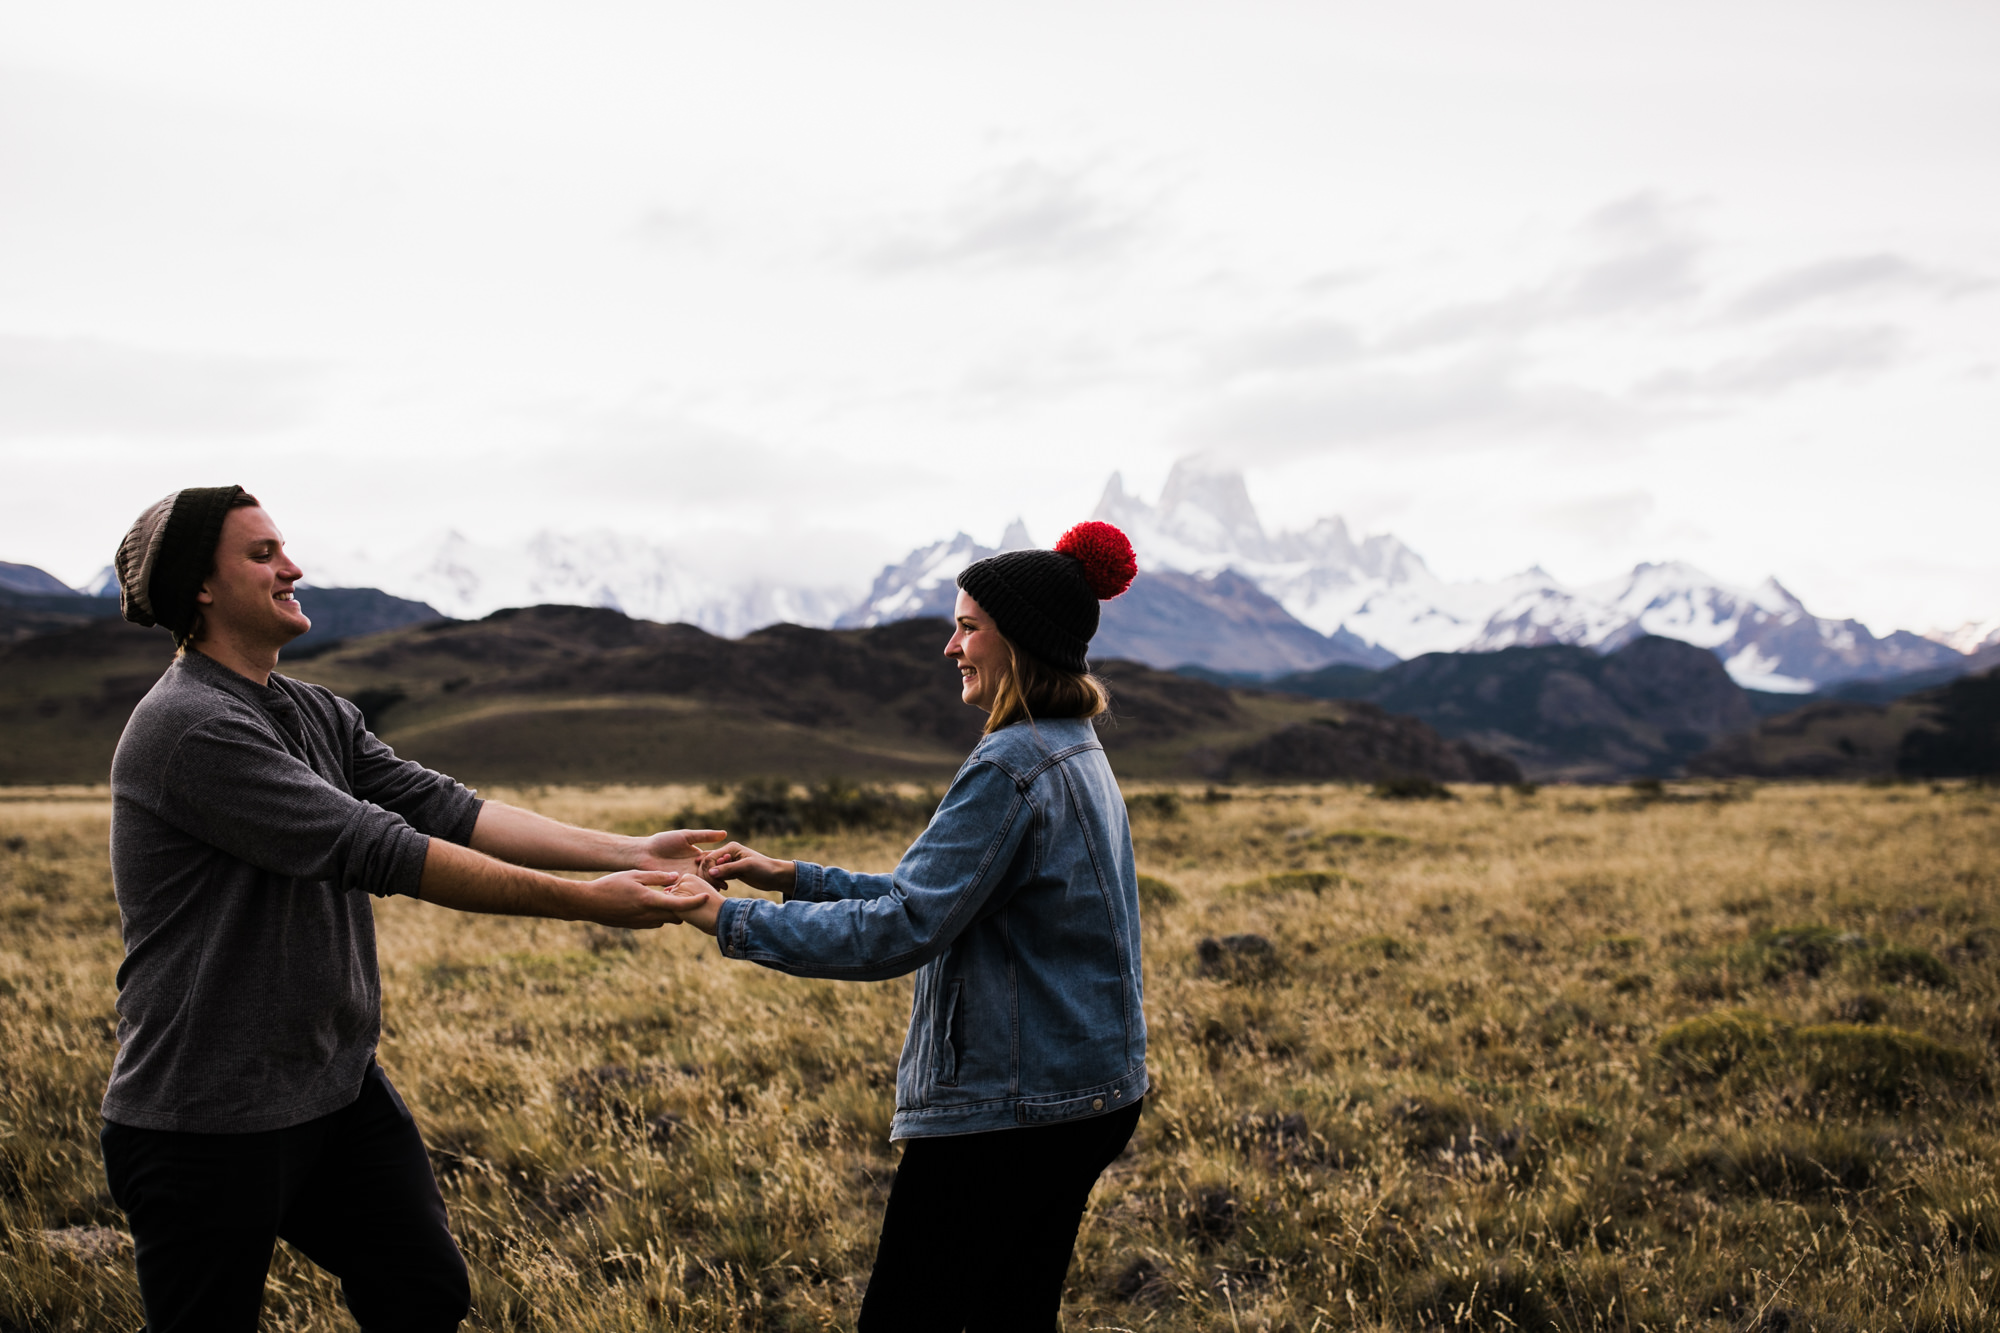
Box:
[956,521,1138,672]
[114,486,248,646]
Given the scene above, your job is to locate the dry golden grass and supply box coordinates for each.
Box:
[3,779,1998,1332]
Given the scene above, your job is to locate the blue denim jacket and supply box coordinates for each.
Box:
[715,717,1148,1139]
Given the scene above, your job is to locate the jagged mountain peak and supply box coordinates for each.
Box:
[997,518,1035,552]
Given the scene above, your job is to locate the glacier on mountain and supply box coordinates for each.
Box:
[1087,458,1965,691]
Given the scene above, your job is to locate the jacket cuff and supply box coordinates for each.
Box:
[786,861,825,902]
[716,896,756,958]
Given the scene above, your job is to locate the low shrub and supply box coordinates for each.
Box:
[1223,870,1341,899]
[1349,933,1419,962]
[1125,791,1183,820]
[1655,1009,1789,1079]
[1372,775,1456,801]
[1873,945,1955,990]
[1135,874,1183,912]
[1656,1009,1981,1106]
[1792,1022,1979,1107]
[1195,934,1282,984]
[697,778,940,838]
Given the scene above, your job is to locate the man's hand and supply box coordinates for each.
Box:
[698,842,797,895]
[632,828,728,875]
[570,870,713,929]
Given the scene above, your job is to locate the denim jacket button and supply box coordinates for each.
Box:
[1092,1097,1104,1110]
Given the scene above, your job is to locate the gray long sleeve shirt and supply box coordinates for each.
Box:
[105,650,481,1133]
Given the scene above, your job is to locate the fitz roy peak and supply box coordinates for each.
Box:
[1088,458,1963,692]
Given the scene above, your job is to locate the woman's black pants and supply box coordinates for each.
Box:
[858,1098,1142,1333]
[100,1065,470,1333]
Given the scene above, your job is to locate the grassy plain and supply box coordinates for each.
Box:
[3,780,1997,1332]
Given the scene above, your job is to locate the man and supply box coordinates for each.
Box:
[101,486,719,1332]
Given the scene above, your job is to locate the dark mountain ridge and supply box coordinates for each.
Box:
[0,606,1512,787]
[1689,669,2000,780]
[1233,636,1757,781]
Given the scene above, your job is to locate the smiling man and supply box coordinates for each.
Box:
[102,486,719,1332]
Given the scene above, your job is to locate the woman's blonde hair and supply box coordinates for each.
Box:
[984,636,1109,734]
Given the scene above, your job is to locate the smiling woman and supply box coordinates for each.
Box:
[682,520,1145,1330]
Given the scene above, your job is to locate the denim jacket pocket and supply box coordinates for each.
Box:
[934,978,964,1087]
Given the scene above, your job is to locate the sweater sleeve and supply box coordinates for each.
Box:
[154,716,438,897]
[339,698,483,845]
[714,760,1032,981]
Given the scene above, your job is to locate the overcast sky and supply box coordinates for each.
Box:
[2,1,1995,632]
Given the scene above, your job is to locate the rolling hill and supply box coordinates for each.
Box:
[0,607,1515,788]
[1228,635,1756,782]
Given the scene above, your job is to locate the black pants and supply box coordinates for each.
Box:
[858,1099,1142,1333]
[101,1065,470,1333]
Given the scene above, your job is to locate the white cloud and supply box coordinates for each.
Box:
[854,160,1147,274]
[1726,253,1982,322]
[0,336,314,439]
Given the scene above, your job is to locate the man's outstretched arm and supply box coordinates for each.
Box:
[418,836,703,928]
[469,802,724,875]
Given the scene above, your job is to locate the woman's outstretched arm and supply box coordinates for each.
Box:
[676,761,1031,981]
[700,844,906,903]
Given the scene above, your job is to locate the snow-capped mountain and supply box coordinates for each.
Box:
[312,530,853,639]
[1089,458,1968,692]
[836,521,1033,628]
[68,456,1965,692]
[1931,619,2000,657]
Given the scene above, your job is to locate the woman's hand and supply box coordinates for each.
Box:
[698,842,797,895]
[666,879,728,936]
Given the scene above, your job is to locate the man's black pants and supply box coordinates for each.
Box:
[101,1064,470,1333]
[857,1098,1142,1333]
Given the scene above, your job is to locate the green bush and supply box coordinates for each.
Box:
[1222,870,1343,900]
[1349,933,1419,962]
[1873,945,1956,990]
[1372,775,1456,801]
[1125,791,1183,820]
[1792,1022,1978,1106]
[1135,874,1183,912]
[1654,1009,1789,1079]
[709,778,939,838]
[1657,1009,1981,1106]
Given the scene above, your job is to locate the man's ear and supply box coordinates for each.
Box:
[195,583,215,605]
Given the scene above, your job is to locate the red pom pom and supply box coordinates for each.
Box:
[1055,520,1138,600]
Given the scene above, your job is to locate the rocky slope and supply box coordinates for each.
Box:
[1258,635,1757,782]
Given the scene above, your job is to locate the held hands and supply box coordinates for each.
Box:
[569,837,789,937]
[592,827,727,930]
[698,843,797,896]
[639,842,794,938]
[572,869,715,929]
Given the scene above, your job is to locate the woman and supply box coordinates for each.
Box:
[673,520,1147,1332]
